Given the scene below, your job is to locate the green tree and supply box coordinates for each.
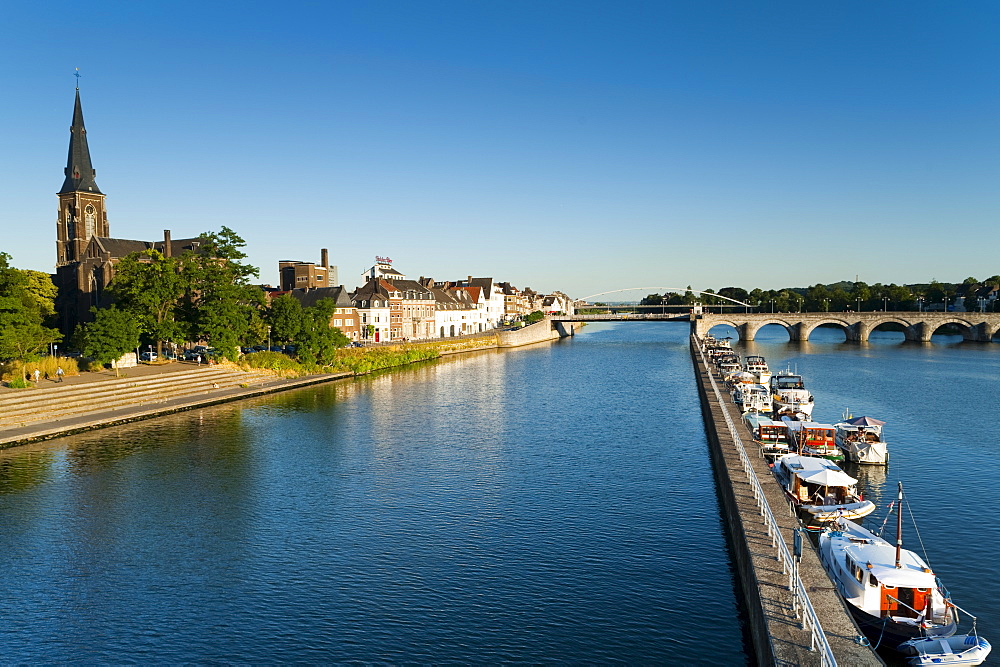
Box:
[640,293,663,306]
[267,294,304,343]
[182,227,263,360]
[0,253,62,380]
[296,298,349,366]
[78,306,142,377]
[111,249,188,355]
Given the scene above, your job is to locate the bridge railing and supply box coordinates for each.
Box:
[693,335,837,666]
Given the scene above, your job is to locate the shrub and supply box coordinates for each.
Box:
[329,345,441,374]
[1,356,79,382]
[5,377,32,389]
[241,351,304,374]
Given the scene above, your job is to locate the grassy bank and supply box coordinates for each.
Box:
[239,335,500,377]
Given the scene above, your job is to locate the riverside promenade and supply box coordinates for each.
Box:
[691,335,882,666]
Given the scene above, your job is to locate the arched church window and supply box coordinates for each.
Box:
[85,205,96,238]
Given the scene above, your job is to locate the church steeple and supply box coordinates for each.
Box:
[59,88,102,194]
[56,86,108,268]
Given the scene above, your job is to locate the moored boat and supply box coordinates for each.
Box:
[834,415,889,465]
[818,483,989,663]
[899,633,991,666]
[743,355,772,385]
[770,371,815,419]
[733,383,773,414]
[743,412,790,457]
[771,454,875,524]
[783,419,843,460]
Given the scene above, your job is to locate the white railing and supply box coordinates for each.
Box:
[694,335,837,667]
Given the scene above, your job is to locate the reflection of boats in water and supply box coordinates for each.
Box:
[818,483,990,665]
[771,454,875,525]
[842,461,889,508]
[835,414,889,465]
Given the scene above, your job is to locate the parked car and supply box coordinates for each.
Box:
[139,352,157,361]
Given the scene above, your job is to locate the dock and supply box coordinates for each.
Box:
[690,335,883,666]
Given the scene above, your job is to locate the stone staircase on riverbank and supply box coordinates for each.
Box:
[0,367,277,432]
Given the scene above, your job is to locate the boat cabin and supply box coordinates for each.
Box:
[771,374,805,391]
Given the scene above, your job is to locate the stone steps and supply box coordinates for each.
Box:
[0,367,277,430]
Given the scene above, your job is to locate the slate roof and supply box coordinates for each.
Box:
[59,90,102,195]
[90,236,204,259]
[288,286,353,308]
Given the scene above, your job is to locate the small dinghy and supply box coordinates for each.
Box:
[899,632,991,666]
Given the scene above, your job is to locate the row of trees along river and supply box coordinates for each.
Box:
[639,276,1000,312]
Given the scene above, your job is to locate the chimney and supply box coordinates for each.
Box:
[321,248,329,269]
[163,230,172,258]
[467,275,473,284]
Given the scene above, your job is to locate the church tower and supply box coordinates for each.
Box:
[56,88,108,266]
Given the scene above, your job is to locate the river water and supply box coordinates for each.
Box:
[0,322,996,663]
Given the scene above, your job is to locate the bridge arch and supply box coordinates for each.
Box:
[859,317,921,343]
[743,318,797,342]
[798,318,854,342]
[921,317,978,343]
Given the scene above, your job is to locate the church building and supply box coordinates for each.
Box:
[53,88,201,336]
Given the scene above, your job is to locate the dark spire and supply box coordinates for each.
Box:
[59,89,102,194]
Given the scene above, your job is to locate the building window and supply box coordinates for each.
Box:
[84,205,96,238]
[334,319,342,326]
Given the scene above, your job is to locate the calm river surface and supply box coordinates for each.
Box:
[1,322,997,663]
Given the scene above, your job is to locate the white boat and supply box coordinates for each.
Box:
[743,355,772,385]
[771,454,875,524]
[743,412,790,457]
[899,633,991,666]
[819,484,988,662]
[834,415,889,465]
[733,383,773,414]
[769,371,815,419]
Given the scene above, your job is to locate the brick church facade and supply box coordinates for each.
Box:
[53,88,200,336]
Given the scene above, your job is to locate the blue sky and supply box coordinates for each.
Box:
[2,1,999,298]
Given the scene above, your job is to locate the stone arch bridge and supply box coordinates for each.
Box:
[692,311,1000,343]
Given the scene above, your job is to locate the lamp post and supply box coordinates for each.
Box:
[917,296,924,312]
[856,297,862,312]
[797,297,803,313]
[823,298,830,312]
[267,325,272,351]
[882,296,889,311]
[769,299,775,313]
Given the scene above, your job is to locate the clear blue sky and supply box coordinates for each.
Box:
[2,1,999,299]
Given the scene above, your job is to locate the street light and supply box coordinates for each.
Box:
[856,297,862,312]
[882,296,889,311]
[917,296,924,312]
[267,325,272,351]
[769,299,775,313]
[823,298,830,312]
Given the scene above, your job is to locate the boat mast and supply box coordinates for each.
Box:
[895,481,903,569]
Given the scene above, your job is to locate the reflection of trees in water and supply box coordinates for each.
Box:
[0,448,57,495]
